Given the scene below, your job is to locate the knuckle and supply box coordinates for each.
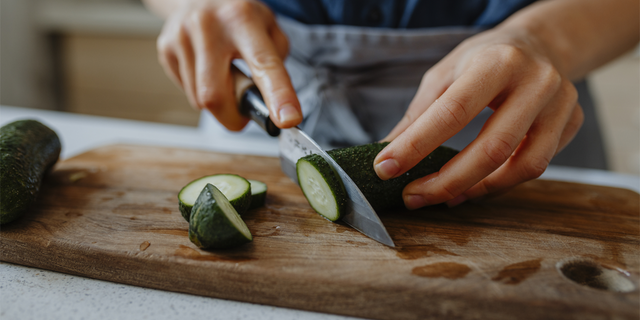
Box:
[560,80,579,104]
[197,87,225,110]
[475,179,495,195]
[437,183,459,202]
[217,0,257,24]
[536,64,562,92]
[407,139,428,159]
[432,97,468,133]
[188,9,208,25]
[482,133,518,167]
[156,35,171,52]
[252,51,283,70]
[570,105,585,129]
[520,155,550,180]
[494,44,526,67]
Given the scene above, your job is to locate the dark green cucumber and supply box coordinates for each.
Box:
[297,142,458,216]
[296,154,347,221]
[1,120,61,224]
[248,179,267,209]
[188,183,252,249]
[178,174,251,222]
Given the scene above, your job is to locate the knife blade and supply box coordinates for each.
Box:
[232,64,395,247]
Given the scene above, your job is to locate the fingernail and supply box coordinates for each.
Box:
[375,158,400,180]
[446,194,468,208]
[405,195,428,210]
[278,104,301,124]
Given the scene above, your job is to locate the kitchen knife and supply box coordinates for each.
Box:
[232,65,395,247]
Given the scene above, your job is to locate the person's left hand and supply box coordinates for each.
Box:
[373,23,584,209]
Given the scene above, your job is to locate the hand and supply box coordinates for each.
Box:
[155,0,302,130]
[374,23,584,209]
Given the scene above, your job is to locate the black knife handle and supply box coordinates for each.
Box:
[239,86,280,136]
[232,65,280,137]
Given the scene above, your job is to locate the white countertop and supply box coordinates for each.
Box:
[1,105,638,320]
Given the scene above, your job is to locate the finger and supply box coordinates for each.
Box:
[158,48,184,89]
[227,8,302,128]
[190,13,249,131]
[459,82,580,203]
[374,57,512,181]
[173,27,199,110]
[269,25,289,59]
[401,74,561,209]
[556,103,584,154]
[383,66,453,142]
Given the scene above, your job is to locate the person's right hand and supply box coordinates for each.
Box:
[156,0,302,130]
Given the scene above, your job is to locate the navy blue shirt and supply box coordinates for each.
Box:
[262,0,536,28]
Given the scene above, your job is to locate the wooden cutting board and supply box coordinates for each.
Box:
[1,144,638,320]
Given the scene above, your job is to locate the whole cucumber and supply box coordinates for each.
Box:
[1,120,61,224]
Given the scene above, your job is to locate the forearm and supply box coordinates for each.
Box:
[501,0,639,81]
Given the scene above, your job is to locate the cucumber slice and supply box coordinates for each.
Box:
[248,179,267,209]
[1,120,61,224]
[296,154,346,221]
[296,142,458,219]
[188,183,252,249]
[178,174,251,222]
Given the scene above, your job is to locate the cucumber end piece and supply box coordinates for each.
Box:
[296,155,346,222]
[188,183,253,249]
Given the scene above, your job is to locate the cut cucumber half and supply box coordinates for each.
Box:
[178,174,251,222]
[248,179,267,209]
[296,154,346,222]
[188,183,252,249]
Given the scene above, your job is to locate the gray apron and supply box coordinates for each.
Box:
[200,16,608,169]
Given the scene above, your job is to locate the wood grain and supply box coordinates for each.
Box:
[1,144,638,320]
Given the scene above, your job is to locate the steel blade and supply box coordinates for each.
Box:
[279,128,395,247]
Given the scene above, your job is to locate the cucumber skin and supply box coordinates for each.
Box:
[249,191,266,210]
[297,154,347,221]
[178,174,252,222]
[1,120,61,224]
[188,184,252,249]
[248,180,267,210]
[325,142,458,211]
[180,191,250,222]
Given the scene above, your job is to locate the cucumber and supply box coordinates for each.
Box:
[248,179,267,209]
[1,120,61,224]
[296,154,347,221]
[178,174,251,222]
[296,142,458,217]
[188,183,252,249]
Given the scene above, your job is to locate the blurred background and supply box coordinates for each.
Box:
[1,0,638,175]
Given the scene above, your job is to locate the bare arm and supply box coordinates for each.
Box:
[506,0,639,81]
[376,0,639,209]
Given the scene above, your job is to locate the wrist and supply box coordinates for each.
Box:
[497,3,573,79]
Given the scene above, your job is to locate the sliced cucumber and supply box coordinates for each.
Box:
[248,179,267,209]
[296,142,458,219]
[296,154,346,221]
[188,183,252,249]
[178,174,251,222]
